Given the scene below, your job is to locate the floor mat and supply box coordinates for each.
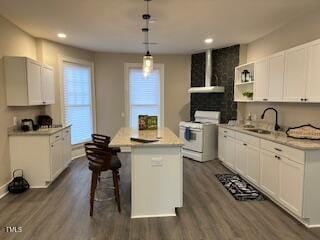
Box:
[216,174,265,201]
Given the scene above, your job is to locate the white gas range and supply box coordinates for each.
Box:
[179,111,220,162]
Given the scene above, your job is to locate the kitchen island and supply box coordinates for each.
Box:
[109,127,184,218]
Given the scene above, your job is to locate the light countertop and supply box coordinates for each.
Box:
[8,125,71,136]
[219,124,320,151]
[109,127,184,148]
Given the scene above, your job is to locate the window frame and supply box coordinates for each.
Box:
[59,55,96,146]
[124,63,165,128]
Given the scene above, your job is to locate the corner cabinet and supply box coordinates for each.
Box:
[234,38,320,103]
[9,126,71,188]
[4,57,55,106]
[218,126,320,227]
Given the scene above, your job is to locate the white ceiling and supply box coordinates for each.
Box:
[0,0,320,54]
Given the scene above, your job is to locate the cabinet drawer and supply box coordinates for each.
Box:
[63,128,71,137]
[219,127,235,138]
[50,131,62,144]
[260,139,305,165]
[235,132,260,147]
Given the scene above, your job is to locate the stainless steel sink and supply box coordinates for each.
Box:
[246,129,271,134]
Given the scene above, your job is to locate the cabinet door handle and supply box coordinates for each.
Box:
[243,143,247,146]
[224,136,227,138]
[304,98,308,101]
[263,98,268,101]
[274,148,282,152]
[55,136,59,138]
[275,155,281,160]
[224,131,227,133]
[301,98,304,101]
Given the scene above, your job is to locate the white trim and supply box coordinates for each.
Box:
[72,153,85,160]
[0,180,11,199]
[58,55,96,132]
[124,63,165,128]
[131,213,176,219]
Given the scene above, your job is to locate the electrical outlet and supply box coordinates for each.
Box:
[13,116,17,126]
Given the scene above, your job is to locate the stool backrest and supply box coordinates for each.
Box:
[84,143,112,169]
[91,134,111,151]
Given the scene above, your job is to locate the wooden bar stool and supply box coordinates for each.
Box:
[84,143,121,216]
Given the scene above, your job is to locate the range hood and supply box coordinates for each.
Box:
[188,49,225,93]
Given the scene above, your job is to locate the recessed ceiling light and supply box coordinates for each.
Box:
[204,38,213,44]
[57,33,67,38]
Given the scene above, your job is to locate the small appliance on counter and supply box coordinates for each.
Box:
[20,119,38,132]
[179,111,220,162]
[37,115,53,128]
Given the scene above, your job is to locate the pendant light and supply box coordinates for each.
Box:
[142,0,153,76]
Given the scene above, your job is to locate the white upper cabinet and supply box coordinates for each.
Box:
[4,57,55,106]
[268,52,285,102]
[26,60,43,105]
[41,65,55,104]
[235,38,320,103]
[306,39,320,102]
[283,45,309,102]
[253,58,268,101]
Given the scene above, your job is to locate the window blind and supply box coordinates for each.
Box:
[129,68,161,128]
[63,62,93,144]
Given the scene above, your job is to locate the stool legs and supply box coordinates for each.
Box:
[112,170,121,213]
[90,171,99,216]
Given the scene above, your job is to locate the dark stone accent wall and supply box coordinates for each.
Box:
[190,45,239,123]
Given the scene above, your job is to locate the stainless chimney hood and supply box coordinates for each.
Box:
[188,49,225,93]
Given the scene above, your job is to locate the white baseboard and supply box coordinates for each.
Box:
[0,180,11,199]
[131,213,176,219]
[72,153,85,160]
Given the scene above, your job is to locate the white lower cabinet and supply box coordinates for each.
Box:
[246,145,260,185]
[9,126,72,187]
[235,140,247,176]
[279,156,304,217]
[217,127,320,227]
[224,135,236,169]
[218,133,225,162]
[260,150,279,199]
[51,137,64,180]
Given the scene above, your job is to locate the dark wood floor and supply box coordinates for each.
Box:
[1,154,320,240]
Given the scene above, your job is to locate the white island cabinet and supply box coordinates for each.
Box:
[9,126,71,188]
[218,125,320,228]
[109,128,183,219]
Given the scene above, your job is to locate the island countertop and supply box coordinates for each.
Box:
[109,127,184,148]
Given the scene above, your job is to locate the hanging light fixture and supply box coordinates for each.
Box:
[142,0,153,76]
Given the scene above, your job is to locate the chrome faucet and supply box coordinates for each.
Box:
[261,107,280,131]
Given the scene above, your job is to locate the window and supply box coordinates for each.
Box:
[63,61,94,145]
[125,64,164,129]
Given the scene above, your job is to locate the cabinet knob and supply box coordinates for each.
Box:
[304,98,308,101]
[224,136,227,138]
[243,143,247,146]
[263,98,268,101]
[301,98,304,101]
